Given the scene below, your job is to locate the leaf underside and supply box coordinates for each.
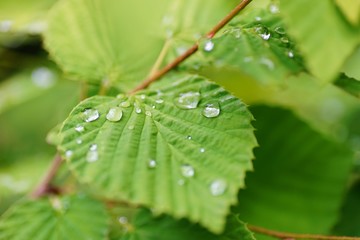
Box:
[58,74,257,233]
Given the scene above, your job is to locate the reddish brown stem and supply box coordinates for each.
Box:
[129,0,252,94]
[248,225,360,240]
[32,154,63,198]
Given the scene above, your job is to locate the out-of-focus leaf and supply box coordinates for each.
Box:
[335,0,360,26]
[342,46,360,81]
[335,74,360,98]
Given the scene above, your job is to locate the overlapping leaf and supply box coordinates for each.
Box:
[0,195,108,240]
[234,106,353,237]
[58,74,256,233]
[279,0,360,82]
[44,0,239,91]
[119,209,255,240]
[335,74,360,98]
[200,8,304,85]
[335,0,360,26]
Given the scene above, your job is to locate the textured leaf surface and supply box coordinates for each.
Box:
[0,195,108,240]
[200,8,304,85]
[235,106,353,237]
[335,74,360,98]
[335,0,360,26]
[120,209,255,240]
[58,74,256,233]
[279,0,360,82]
[45,0,238,91]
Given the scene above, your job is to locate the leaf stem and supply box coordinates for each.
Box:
[129,0,252,94]
[248,225,360,240]
[32,153,63,198]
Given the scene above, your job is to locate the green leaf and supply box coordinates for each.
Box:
[335,74,360,98]
[58,74,256,233]
[234,106,353,237]
[120,209,255,240]
[333,180,360,236]
[200,8,304,85]
[335,0,360,26]
[45,0,239,91]
[342,46,360,81]
[0,195,109,240]
[279,0,360,82]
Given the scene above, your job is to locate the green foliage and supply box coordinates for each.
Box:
[1,0,360,239]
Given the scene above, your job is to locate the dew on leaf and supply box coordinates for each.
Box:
[65,150,73,159]
[287,50,294,58]
[120,100,131,108]
[259,57,275,70]
[155,98,164,104]
[178,179,185,186]
[255,16,262,21]
[87,144,98,163]
[210,179,227,196]
[274,26,285,35]
[148,159,157,169]
[145,111,152,117]
[106,107,123,122]
[134,103,142,114]
[243,56,254,63]
[128,125,135,130]
[200,148,205,153]
[116,94,125,99]
[175,92,200,109]
[140,94,146,100]
[203,102,220,118]
[118,216,128,225]
[75,124,85,133]
[181,164,195,178]
[255,25,271,40]
[204,40,214,52]
[187,135,192,140]
[269,3,280,14]
[76,139,82,145]
[280,37,289,44]
[83,109,100,122]
[31,67,56,89]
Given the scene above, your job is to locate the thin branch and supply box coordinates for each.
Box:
[248,225,360,240]
[129,0,252,94]
[148,39,172,77]
[32,154,63,198]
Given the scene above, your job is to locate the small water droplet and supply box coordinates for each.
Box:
[134,103,142,114]
[255,16,262,21]
[269,4,280,14]
[181,164,195,178]
[116,94,125,99]
[106,107,123,122]
[280,37,289,44]
[287,50,294,58]
[200,148,205,153]
[255,25,271,40]
[31,67,56,88]
[120,100,131,108]
[75,124,85,133]
[175,92,200,109]
[155,99,164,104]
[83,109,100,122]
[0,20,12,32]
[243,56,254,63]
[65,150,73,158]
[187,135,192,140]
[178,179,185,186]
[210,179,227,196]
[204,40,214,52]
[274,26,285,35]
[90,144,97,151]
[202,102,220,118]
[118,216,128,225]
[87,144,98,163]
[148,159,157,168]
[140,94,146,100]
[128,125,135,130]
[76,139,82,144]
[145,111,152,116]
[259,57,275,70]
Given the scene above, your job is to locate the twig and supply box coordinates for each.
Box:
[129,0,252,94]
[32,154,63,198]
[248,225,360,240]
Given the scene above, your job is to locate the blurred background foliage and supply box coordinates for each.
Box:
[0,0,360,238]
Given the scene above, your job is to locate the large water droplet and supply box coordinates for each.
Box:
[75,124,85,133]
[255,25,271,40]
[204,40,214,52]
[106,107,123,122]
[83,109,100,122]
[148,159,157,169]
[210,179,227,196]
[181,164,195,178]
[31,67,56,88]
[87,144,98,163]
[175,92,200,109]
[202,102,220,118]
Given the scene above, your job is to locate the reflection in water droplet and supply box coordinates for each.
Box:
[200,148,205,153]
[210,179,227,196]
[75,124,85,133]
[204,40,214,52]
[175,92,200,109]
[120,101,131,108]
[87,144,98,163]
[83,109,100,122]
[106,107,123,122]
[148,159,157,168]
[181,164,195,178]
[145,111,152,117]
[274,26,285,35]
[269,4,280,14]
[203,102,220,118]
[31,67,56,88]
[255,25,271,40]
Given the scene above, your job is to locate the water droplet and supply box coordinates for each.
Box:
[280,37,289,44]
[255,25,271,40]
[90,144,97,151]
[145,111,152,117]
[274,26,285,35]
[87,144,99,163]
[65,150,73,158]
[243,56,254,63]
[0,20,12,32]
[26,21,47,34]
[134,103,142,114]
[204,40,214,52]
[120,100,131,108]
[83,109,100,122]
[210,179,227,196]
[175,92,200,109]
[116,94,125,99]
[155,99,164,104]
[202,102,220,118]
[76,139,82,144]
[181,164,195,178]
[148,159,157,168]
[140,94,146,100]
[287,50,294,58]
[187,135,192,140]
[255,16,262,21]
[75,124,85,133]
[106,107,123,122]
[178,179,185,186]
[200,148,205,153]
[119,216,128,225]
[259,57,274,70]
[128,125,135,130]
[31,67,56,88]
[269,4,280,14]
